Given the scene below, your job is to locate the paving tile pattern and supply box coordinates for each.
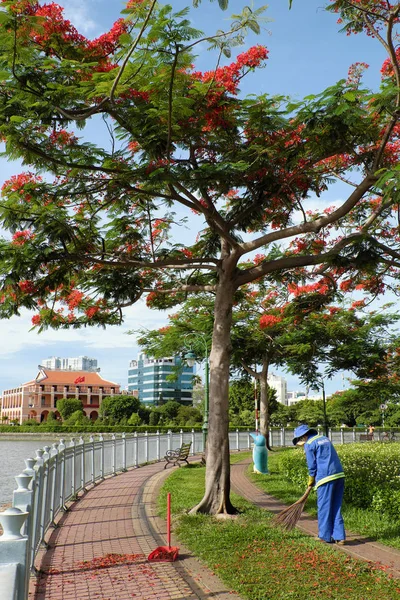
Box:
[29,460,242,600]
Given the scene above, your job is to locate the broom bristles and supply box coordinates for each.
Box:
[272,486,313,531]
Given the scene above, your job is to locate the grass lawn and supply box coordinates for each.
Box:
[158,452,400,600]
[249,447,400,551]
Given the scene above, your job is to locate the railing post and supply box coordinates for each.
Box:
[29,453,45,572]
[13,473,33,535]
[22,458,36,484]
[156,430,160,461]
[0,507,30,600]
[328,428,332,441]
[352,427,356,442]
[79,436,86,491]
[58,439,66,511]
[134,432,139,468]
[71,438,76,497]
[112,434,116,475]
[122,433,127,472]
[35,449,44,467]
[191,429,195,455]
[145,431,149,463]
[89,435,95,484]
[38,452,50,550]
[340,427,344,445]
[236,429,240,451]
[168,429,172,451]
[247,430,251,449]
[99,435,104,479]
[49,443,59,527]
[180,429,184,447]
[280,427,285,447]
[43,446,51,461]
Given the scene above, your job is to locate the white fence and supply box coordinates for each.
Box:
[0,426,381,600]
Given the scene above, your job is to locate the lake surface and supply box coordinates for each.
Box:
[0,437,61,506]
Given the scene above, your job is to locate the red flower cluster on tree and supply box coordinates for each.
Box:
[11,230,35,245]
[31,314,41,326]
[12,2,128,68]
[288,280,329,296]
[259,313,282,329]
[49,129,78,148]
[191,45,268,131]
[2,172,42,203]
[19,280,37,294]
[66,289,85,310]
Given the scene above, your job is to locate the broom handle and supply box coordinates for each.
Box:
[167,492,171,549]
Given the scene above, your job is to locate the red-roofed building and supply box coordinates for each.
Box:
[1,367,123,424]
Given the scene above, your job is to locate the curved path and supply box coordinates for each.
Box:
[29,459,243,600]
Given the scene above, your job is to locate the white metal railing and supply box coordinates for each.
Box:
[0,426,374,600]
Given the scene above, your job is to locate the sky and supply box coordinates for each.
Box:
[0,0,391,395]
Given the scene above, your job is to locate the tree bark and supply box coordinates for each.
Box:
[190,264,237,514]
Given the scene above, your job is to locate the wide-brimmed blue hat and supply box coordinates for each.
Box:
[292,424,318,445]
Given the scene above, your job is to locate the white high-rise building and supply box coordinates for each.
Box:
[287,390,307,406]
[268,373,287,405]
[41,356,99,372]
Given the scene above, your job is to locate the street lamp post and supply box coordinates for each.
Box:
[184,335,210,450]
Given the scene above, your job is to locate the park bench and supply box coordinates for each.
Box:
[164,442,192,469]
[359,433,374,442]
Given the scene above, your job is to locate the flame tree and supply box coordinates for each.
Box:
[1,0,400,512]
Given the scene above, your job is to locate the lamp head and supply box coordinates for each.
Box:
[184,350,196,367]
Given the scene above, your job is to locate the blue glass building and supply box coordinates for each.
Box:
[127,353,194,405]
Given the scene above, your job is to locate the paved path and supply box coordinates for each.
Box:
[29,454,400,599]
[231,456,400,579]
[29,459,242,600]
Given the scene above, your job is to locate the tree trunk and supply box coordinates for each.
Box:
[190,266,237,514]
[259,359,271,449]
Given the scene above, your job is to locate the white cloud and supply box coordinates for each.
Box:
[59,0,98,35]
[0,302,168,357]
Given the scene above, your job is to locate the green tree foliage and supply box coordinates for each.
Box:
[56,398,84,421]
[64,410,90,426]
[176,405,203,426]
[128,413,142,427]
[99,395,141,423]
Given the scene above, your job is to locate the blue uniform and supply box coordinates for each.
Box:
[305,434,345,543]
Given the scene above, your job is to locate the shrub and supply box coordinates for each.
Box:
[278,442,400,509]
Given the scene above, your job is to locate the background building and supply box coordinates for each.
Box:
[1,367,120,424]
[41,356,99,371]
[287,390,307,406]
[128,353,194,405]
[267,373,288,405]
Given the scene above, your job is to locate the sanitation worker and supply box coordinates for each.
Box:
[292,424,346,545]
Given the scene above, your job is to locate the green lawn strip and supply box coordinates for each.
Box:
[158,458,400,600]
[249,448,400,551]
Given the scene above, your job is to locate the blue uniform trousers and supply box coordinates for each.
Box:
[317,478,345,543]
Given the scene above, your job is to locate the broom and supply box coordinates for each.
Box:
[272,485,313,531]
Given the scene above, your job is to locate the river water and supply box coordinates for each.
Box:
[0,437,61,507]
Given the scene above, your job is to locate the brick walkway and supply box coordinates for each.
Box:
[231,456,400,579]
[29,460,242,600]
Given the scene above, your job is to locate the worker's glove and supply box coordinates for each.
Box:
[308,476,315,487]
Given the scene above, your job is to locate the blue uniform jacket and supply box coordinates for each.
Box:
[305,434,345,488]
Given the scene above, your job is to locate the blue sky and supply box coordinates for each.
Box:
[0,0,390,395]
